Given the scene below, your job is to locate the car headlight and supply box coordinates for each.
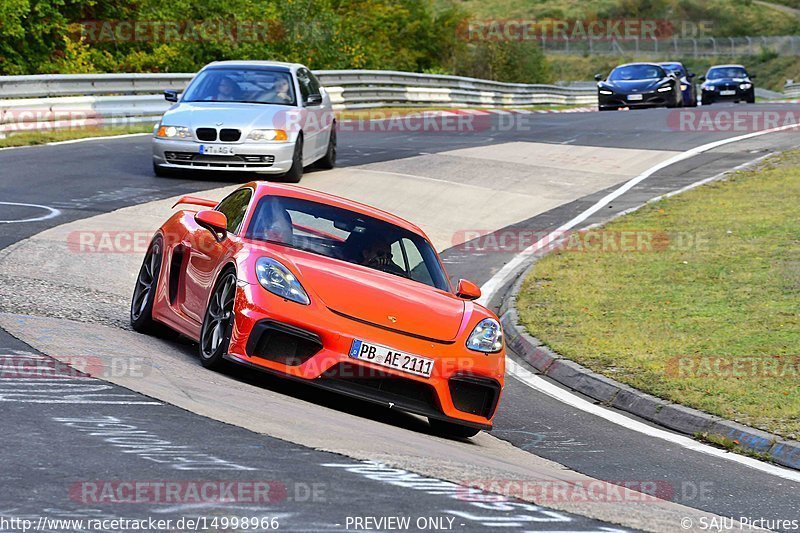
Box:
[255,257,310,305]
[466,318,503,353]
[155,125,191,139]
[680,84,688,91]
[657,86,673,93]
[246,129,288,142]
[599,89,613,95]
[740,83,752,90]
[704,85,715,91]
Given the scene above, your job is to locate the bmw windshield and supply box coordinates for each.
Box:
[707,67,748,79]
[246,195,451,291]
[182,68,297,105]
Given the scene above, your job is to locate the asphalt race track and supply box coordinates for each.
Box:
[1,104,799,532]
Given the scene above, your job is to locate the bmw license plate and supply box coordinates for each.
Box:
[349,339,434,378]
[720,90,736,96]
[626,94,643,101]
[199,145,234,156]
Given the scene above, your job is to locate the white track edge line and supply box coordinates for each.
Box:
[507,359,800,483]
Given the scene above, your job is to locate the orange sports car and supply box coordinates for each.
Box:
[130,182,504,437]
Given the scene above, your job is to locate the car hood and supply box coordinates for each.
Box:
[161,102,297,130]
[704,78,750,86]
[605,79,666,92]
[281,248,465,343]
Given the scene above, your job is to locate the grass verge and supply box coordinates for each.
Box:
[516,151,800,438]
[0,125,154,148]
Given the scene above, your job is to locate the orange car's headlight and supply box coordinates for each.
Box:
[467,318,503,353]
[256,257,310,305]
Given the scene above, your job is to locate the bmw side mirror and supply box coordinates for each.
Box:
[195,210,228,241]
[164,90,179,103]
[456,279,481,300]
[749,74,757,79]
[687,72,696,78]
[594,74,603,81]
[306,94,323,106]
[699,76,706,82]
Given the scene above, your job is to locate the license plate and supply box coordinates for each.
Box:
[720,90,736,96]
[626,94,643,101]
[199,145,234,156]
[349,339,434,378]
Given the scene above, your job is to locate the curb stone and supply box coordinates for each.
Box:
[500,308,800,471]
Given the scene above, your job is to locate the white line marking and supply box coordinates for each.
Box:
[0,202,61,224]
[477,121,800,305]
[507,359,800,483]
[0,132,149,152]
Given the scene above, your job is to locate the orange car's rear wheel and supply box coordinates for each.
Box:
[199,268,237,369]
[131,237,163,333]
[428,418,481,439]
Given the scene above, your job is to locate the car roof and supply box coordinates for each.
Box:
[659,62,684,67]
[614,62,664,68]
[203,60,303,72]
[708,64,746,69]
[245,182,427,237]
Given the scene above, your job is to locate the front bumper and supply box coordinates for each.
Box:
[226,282,505,429]
[152,137,296,173]
[598,91,671,109]
[701,87,754,103]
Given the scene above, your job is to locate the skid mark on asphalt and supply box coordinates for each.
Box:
[0,351,160,405]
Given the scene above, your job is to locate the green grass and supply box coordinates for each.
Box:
[443,0,800,36]
[0,124,153,148]
[516,151,800,438]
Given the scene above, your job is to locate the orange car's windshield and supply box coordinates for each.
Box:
[245,196,450,291]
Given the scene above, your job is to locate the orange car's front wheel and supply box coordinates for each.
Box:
[200,268,237,370]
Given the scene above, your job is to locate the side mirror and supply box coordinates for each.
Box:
[164,90,179,102]
[594,73,603,82]
[687,72,696,78]
[456,279,481,300]
[306,94,323,106]
[749,73,757,79]
[698,76,706,82]
[195,210,228,240]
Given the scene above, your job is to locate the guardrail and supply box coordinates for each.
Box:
[0,70,596,134]
[784,82,800,98]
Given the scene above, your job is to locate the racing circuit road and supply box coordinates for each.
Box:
[1,104,799,532]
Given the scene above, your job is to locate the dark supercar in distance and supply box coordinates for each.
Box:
[595,62,683,111]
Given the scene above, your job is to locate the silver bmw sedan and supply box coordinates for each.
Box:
[152,61,336,183]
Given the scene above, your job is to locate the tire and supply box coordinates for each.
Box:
[746,95,756,104]
[316,126,337,170]
[282,135,304,183]
[199,268,238,370]
[153,162,176,178]
[428,418,481,439]
[131,237,164,334]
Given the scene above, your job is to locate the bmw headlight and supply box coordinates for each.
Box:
[599,89,613,95]
[247,129,288,142]
[704,85,716,91]
[657,86,673,93]
[740,83,752,90]
[255,257,310,305]
[467,318,503,353]
[681,84,688,91]
[155,125,191,139]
